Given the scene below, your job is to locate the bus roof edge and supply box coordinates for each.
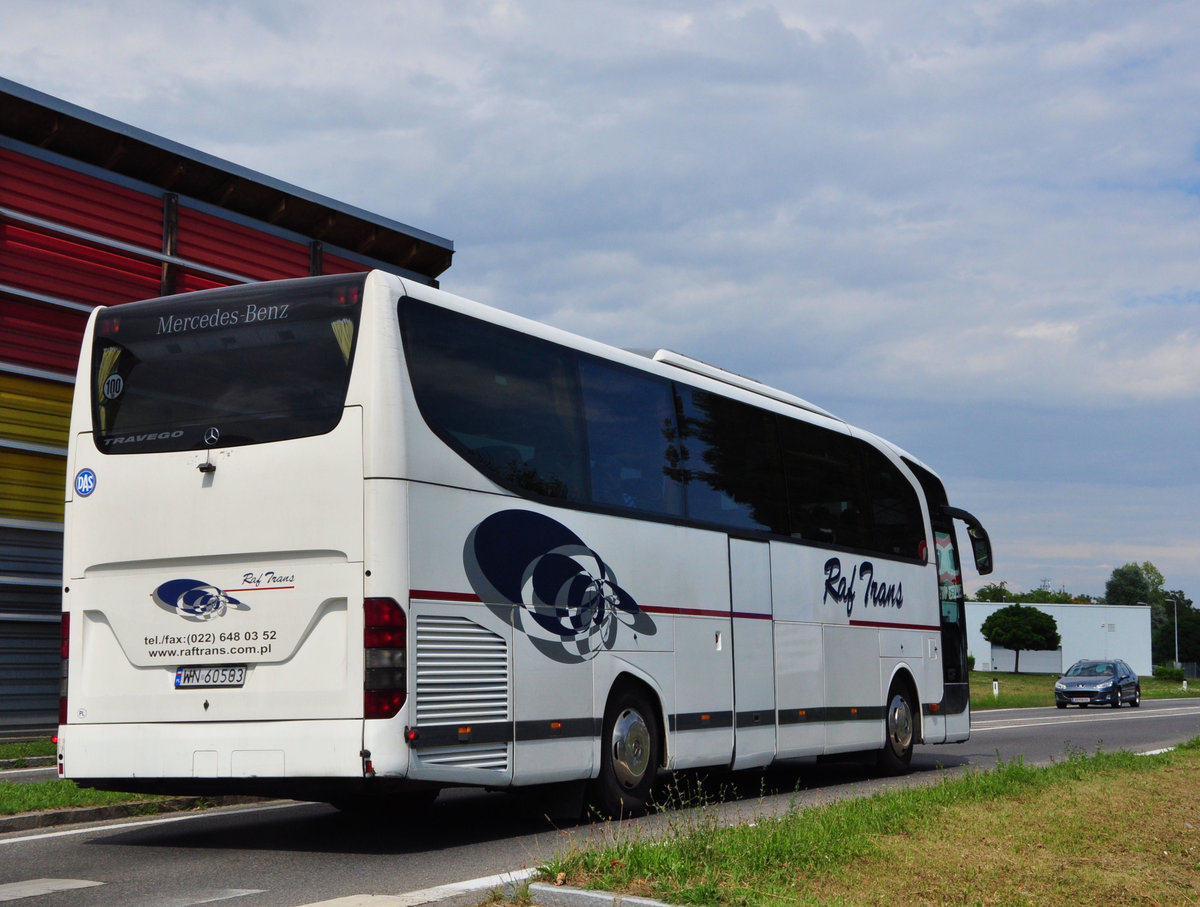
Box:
[651,349,837,420]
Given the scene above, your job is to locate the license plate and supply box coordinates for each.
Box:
[175,665,247,688]
[1071,696,1090,703]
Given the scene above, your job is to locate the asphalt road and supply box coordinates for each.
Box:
[2,699,1199,907]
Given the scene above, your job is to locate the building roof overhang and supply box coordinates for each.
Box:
[0,78,453,281]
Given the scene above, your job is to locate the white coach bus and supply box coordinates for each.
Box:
[58,270,992,816]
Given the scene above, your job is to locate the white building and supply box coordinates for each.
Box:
[966,602,1153,677]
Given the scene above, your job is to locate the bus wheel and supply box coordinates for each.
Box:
[589,687,659,818]
[876,682,915,776]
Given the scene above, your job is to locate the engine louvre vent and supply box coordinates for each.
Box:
[414,614,509,771]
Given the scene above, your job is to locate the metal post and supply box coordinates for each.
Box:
[1175,596,1180,670]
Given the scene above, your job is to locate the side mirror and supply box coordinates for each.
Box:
[942,506,994,576]
[966,524,993,576]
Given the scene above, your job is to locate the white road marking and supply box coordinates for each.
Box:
[297,868,537,907]
[143,889,266,906]
[0,878,103,901]
[0,768,55,778]
[0,801,309,846]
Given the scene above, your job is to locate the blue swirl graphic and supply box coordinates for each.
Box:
[152,579,245,622]
[464,510,655,663]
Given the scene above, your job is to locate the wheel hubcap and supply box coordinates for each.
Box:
[886,693,913,757]
[611,707,651,789]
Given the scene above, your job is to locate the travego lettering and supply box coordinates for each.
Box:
[103,430,185,446]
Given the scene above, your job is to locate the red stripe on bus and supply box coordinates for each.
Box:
[849,619,940,632]
[410,589,484,603]
[406,593,935,632]
[642,604,754,619]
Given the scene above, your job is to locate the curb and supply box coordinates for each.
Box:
[526,883,675,907]
[0,795,269,834]
[0,756,55,770]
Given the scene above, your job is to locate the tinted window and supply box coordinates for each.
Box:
[579,358,683,517]
[92,274,366,454]
[676,387,786,532]
[400,299,587,502]
[780,420,922,558]
[859,444,925,558]
[400,296,924,559]
[780,419,866,549]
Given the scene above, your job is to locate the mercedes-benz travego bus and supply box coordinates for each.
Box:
[59,270,992,816]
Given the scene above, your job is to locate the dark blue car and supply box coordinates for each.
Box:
[1054,659,1141,709]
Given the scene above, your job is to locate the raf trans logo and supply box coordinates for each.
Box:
[152,579,247,622]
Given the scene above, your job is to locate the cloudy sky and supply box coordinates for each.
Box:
[5,1,1199,598]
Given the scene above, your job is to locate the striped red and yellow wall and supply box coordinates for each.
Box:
[1,86,452,731]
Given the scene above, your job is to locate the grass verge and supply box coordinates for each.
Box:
[533,739,1200,906]
[0,739,165,817]
[0,738,56,762]
[0,779,160,816]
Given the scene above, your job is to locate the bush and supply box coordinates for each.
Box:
[1154,665,1184,682]
[967,655,976,672]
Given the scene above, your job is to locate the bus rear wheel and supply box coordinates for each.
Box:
[876,682,915,776]
[589,687,659,818]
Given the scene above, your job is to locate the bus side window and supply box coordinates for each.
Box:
[400,298,588,502]
[780,419,865,549]
[858,443,924,558]
[578,358,683,517]
[675,387,786,533]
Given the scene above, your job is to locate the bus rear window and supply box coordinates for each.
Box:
[92,274,366,454]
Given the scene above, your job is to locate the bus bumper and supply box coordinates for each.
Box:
[59,719,368,796]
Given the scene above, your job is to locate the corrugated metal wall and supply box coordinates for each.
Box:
[177,204,310,281]
[0,147,163,246]
[0,138,406,734]
[0,372,71,449]
[0,298,90,374]
[0,620,59,735]
[0,524,61,734]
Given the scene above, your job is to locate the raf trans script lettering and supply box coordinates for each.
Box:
[823,557,904,617]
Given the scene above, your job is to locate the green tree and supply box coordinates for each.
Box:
[971,582,1093,604]
[980,604,1062,673]
[1139,561,1169,627]
[1105,563,1152,606]
[1153,590,1199,667]
[1106,561,1169,630]
[1022,587,1075,604]
[1140,561,1165,595]
[974,581,1014,603]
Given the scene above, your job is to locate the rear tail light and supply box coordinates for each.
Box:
[364,598,406,719]
[58,613,70,727]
